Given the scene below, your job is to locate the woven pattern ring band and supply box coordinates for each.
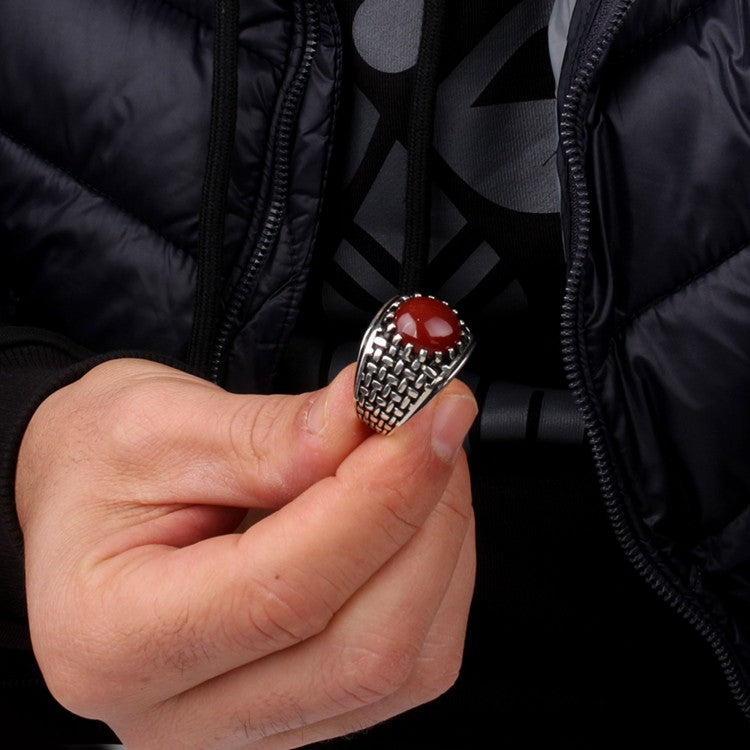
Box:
[354,294,475,434]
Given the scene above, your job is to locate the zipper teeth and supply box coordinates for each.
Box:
[208,0,319,382]
[559,0,750,717]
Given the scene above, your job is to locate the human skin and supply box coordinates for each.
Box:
[15,358,477,749]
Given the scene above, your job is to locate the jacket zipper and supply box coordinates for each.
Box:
[559,0,750,717]
[208,0,320,383]
[188,0,239,374]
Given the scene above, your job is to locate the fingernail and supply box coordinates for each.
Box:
[305,391,328,434]
[431,394,478,462]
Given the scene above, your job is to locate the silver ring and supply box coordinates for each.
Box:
[354,294,475,434]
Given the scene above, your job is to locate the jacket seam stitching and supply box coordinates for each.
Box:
[0,126,191,259]
[613,0,713,63]
[595,236,750,380]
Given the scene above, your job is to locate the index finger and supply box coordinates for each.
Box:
[81,383,478,711]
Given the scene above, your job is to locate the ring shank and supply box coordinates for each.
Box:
[354,295,475,434]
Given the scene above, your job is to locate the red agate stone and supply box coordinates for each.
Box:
[394,296,461,355]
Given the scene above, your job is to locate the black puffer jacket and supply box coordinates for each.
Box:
[0,0,339,393]
[559,0,750,717]
[1,0,750,740]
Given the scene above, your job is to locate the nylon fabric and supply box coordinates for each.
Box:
[571,0,750,697]
[0,0,337,387]
[590,5,750,326]
[0,0,213,251]
[0,133,196,354]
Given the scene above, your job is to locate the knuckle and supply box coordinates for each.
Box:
[435,491,473,532]
[327,467,442,564]
[235,571,335,653]
[228,396,289,496]
[229,399,269,464]
[233,700,305,743]
[35,628,118,715]
[340,451,451,543]
[334,639,419,706]
[44,674,98,718]
[412,642,465,702]
[371,481,428,545]
[378,497,422,546]
[36,653,90,714]
[407,618,468,706]
[37,578,203,716]
[98,384,163,462]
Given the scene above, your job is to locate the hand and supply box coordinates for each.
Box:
[16,358,477,749]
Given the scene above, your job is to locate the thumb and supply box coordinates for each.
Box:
[21,358,371,516]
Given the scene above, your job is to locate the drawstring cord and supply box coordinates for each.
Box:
[399,0,446,295]
[189,0,442,372]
